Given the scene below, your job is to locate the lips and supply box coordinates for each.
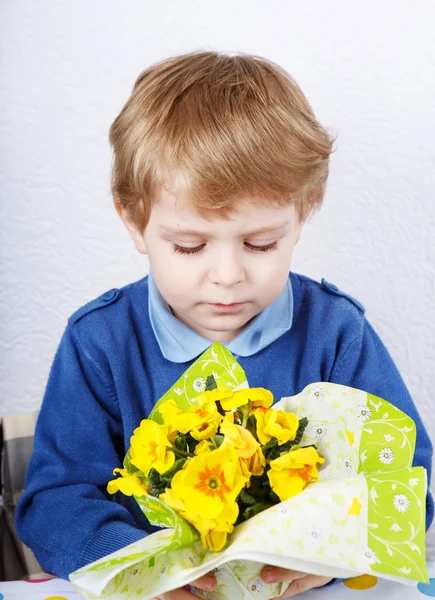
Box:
[209,302,244,307]
[208,302,246,313]
[214,303,241,306]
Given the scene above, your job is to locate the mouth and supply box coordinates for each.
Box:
[208,302,246,313]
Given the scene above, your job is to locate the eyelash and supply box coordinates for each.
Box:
[172,241,278,255]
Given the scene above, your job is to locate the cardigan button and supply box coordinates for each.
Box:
[102,289,118,302]
[320,279,365,314]
[321,278,338,291]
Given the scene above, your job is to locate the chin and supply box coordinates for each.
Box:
[203,321,250,336]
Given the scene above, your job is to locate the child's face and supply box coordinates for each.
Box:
[124,184,304,343]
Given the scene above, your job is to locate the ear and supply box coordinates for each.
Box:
[114,202,147,254]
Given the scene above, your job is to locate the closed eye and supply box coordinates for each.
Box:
[172,244,205,255]
[172,241,278,255]
[245,241,278,253]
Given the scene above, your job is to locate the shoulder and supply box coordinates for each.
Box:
[290,272,367,345]
[68,276,149,336]
[291,272,366,315]
[290,273,372,375]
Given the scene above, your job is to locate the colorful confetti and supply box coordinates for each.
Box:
[418,579,435,597]
[344,574,378,590]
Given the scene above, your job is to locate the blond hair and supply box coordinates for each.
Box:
[109,51,335,231]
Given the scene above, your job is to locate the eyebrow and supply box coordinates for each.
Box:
[159,221,290,238]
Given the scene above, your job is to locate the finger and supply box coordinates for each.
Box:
[272,575,333,599]
[262,566,307,583]
[190,572,217,591]
[155,572,217,599]
[156,585,206,599]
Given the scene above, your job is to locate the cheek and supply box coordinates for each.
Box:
[149,254,200,301]
[148,244,186,278]
[252,249,293,280]
[250,251,293,296]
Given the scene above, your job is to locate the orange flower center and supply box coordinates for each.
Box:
[290,465,313,482]
[195,465,230,501]
[149,441,158,458]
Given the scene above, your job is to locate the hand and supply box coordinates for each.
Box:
[152,571,217,599]
[262,566,332,598]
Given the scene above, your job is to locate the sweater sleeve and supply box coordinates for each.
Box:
[15,324,148,580]
[330,316,434,531]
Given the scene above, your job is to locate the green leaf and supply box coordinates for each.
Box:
[216,402,227,417]
[300,443,318,451]
[269,490,280,504]
[268,445,282,460]
[148,468,167,497]
[205,374,217,391]
[276,440,291,453]
[246,414,259,441]
[174,433,188,453]
[160,459,186,483]
[210,434,224,448]
[262,438,278,459]
[239,489,257,505]
[123,451,140,474]
[245,474,272,502]
[294,417,309,445]
[273,417,311,456]
[185,432,199,454]
[243,502,272,520]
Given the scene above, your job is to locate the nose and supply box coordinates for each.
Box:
[208,250,245,288]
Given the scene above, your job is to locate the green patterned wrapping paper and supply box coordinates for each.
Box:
[70,343,428,600]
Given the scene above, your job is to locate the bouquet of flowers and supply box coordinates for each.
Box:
[107,376,324,555]
[70,343,429,600]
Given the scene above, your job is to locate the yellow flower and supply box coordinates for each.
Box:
[158,400,195,437]
[267,447,325,501]
[244,446,266,476]
[167,445,247,520]
[194,440,214,456]
[196,510,237,551]
[197,386,235,405]
[201,529,230,552]
[159,487,187,513]
[159,397,222,441]
[254,409,299,445]
[161,487,238,551]
[220,414,266,477]
[129,420,175,475]
[219,388,274,411]
[220,415,259,459]
[107,468,148,497]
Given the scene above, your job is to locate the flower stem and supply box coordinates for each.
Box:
[241,401,253,428]
[170,447,194,458]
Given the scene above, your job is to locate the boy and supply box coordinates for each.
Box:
[16,51,433,599]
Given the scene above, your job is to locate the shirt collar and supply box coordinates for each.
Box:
[148,271,293,363]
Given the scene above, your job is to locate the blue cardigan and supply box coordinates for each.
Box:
[15,272,433,580]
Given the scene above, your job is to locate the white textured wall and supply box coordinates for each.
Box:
[1,0,434,553]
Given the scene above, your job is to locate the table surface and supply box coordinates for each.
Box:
[1,563,435,600]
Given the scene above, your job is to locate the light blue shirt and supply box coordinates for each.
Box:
[148,271,294,362]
